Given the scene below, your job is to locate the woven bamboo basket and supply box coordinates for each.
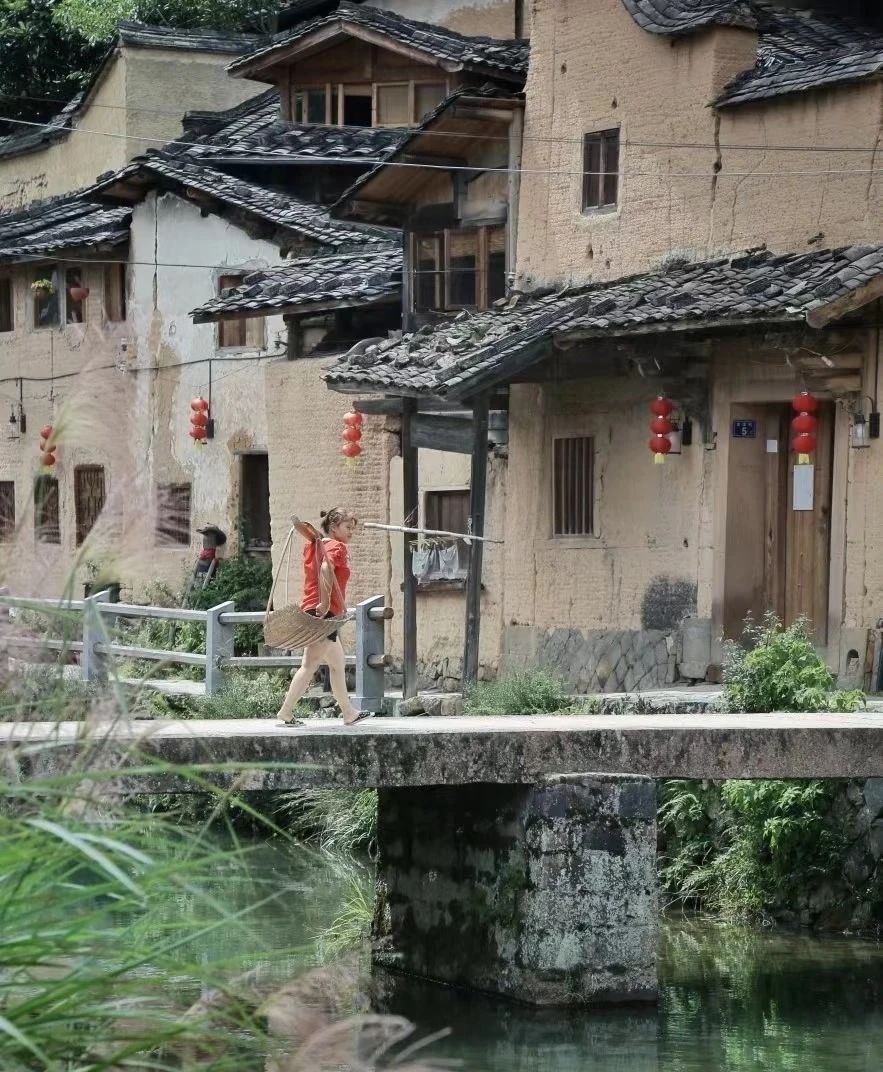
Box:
[263,526,349,650]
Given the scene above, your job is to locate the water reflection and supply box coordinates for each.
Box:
[166,840,883,1072]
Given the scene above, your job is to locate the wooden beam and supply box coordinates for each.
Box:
[806,278,883,328]
[413,412,508,452]
[462,393,490,685]
[401,398,419,700]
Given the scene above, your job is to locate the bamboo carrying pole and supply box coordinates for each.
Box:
[363,522,503,545]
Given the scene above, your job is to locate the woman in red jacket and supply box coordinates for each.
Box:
[277,507,365,726]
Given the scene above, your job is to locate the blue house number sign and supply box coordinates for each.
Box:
[732,419,757,439]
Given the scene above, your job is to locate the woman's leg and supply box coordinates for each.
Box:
[325,637,359,723]
[277,643,324,721]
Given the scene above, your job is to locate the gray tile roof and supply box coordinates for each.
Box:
[717,4,883,106]
[190,244,402,321]
[228,1,528,81]
[620,1,758,35]
[115,20,262,54]
[0,95,83,161]
[92,151,391,248]
[622,2,883,106]
[333,84,519,215]
[323,245,883,397]
[0,191,130,262]
[175,89,409,165]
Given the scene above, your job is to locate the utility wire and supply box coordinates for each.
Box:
[3,91,883,153]
[2,112,883,178]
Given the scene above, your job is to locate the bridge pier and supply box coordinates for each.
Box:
[372,773,658,1006]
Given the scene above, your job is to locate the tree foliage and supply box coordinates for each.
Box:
[0,0,281,134]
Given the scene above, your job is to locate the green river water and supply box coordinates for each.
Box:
[188,838,883,1072]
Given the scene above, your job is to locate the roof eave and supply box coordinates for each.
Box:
[193,290,401,324]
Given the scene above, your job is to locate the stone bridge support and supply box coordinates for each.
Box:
[372,773,658,1006]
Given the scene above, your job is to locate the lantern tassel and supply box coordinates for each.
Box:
[797,453,810,464]
[654,453,665,465]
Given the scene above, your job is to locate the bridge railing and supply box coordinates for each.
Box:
[0,589,393,710]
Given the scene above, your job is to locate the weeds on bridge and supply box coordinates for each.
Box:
[464,669,583,715]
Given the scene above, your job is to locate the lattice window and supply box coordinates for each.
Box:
[0,481,14,540]
[34,475,60,544]
[156,483,191,546]
[74,465,106,545]
[553,437,594,537]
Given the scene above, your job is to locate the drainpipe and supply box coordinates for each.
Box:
[507,106,524,292]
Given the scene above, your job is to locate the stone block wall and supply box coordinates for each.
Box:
[373,773,658,1006]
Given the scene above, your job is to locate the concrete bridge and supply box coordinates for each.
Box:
[5,712,883,1009]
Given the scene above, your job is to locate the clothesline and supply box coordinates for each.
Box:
[362,522,504,545]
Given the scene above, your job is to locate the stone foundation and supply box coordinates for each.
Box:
[503,624,680,692]
[373,773,658,1006]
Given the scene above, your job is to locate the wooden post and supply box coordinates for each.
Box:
[401,398,419,699]
[463,393,490,686]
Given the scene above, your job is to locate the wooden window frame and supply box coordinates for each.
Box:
[104,263,127,322]
[0,275,13,333]
[34,475,60,544]
[216,274,265,350]
[32,264,61,330]
[74,464,106,546]
[155,483,191,547]
[582,128,620,213]
[0,480,15,540]
[422,487,470,582]
[552,436,595,538]
[293,79,449,127]
[239,451,271,552]
[412,225,506,313]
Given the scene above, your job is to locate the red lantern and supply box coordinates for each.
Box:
[791,391,818,414]
[650,397,674,418]
[41,452,56,467]
[791,412,817,435]
[343,411,363,428]
[38,424,56,469]
[342,425,361,443]
[342,441,362,460]
[791,432,817,456]
[189,398,209,445]
[651,416,673,435]
[649,435,672,464]
[40,425,53,442]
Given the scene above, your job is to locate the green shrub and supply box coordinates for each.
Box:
[285,788,378,856]
[723,616,864,713]
[659,778,850,920]
[196,671,289,720]
[190,555,272,657]
[465,669,575,715]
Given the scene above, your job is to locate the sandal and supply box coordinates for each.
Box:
[343,710,373,727]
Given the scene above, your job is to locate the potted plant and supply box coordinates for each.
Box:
[30,278,55,295]
[68,284,90,303]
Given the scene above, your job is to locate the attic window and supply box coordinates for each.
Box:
[582,128,620,212]
[291,81,446,127]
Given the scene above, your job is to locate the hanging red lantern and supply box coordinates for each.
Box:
[791,391,818,463]
[41,452,56,467]
[343,411,363,428]
[649,397,675,463]
[791,432,817,456]
[341,441,362,462]
[791,391,818,414]
[791,412,817,435]
[38,424,56,470]
[40,424,54,442]
[649,435,672,461]
[189,397,209,446]
[342,425,361,443]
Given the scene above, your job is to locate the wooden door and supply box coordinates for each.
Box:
[723,402,833,643]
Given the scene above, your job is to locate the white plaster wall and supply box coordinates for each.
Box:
[128,191,287,592]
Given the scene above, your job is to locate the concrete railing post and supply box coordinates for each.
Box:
[205,601,235,696]
[353,595,389,714]
[0,587,9,678]
[81,589,111,684]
